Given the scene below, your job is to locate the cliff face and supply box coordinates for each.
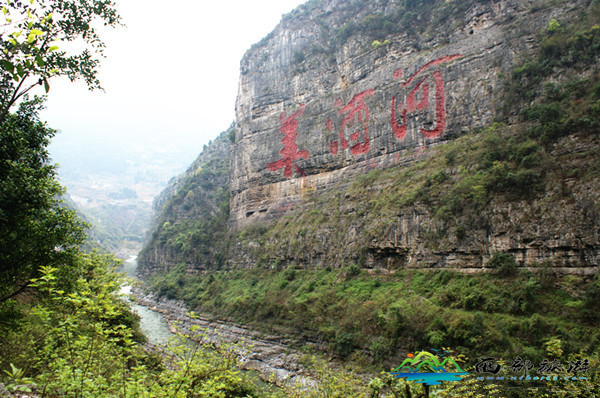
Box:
[231,0,550,226]
[140,0,600,277]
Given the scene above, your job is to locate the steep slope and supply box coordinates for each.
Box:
[137,129,232,277]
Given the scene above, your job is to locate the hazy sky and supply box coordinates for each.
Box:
[44,0,306,170]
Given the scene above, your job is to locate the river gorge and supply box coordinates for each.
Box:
[121,257,312,389]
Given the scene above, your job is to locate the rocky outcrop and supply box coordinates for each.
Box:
[133,288,312,387]
[230,0,577,227]
[226,173,600,274]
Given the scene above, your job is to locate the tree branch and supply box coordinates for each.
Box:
[0,75,41,126]
[0,283,30,304]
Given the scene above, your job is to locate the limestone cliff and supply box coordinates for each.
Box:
[139,0,600,276]
[232,0,543,226]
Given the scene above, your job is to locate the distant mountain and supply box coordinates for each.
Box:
[50,127,208,257]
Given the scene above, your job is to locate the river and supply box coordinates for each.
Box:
[120,256,173,345]
[118,256,283,394]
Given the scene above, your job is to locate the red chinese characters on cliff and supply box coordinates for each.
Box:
[267,105,309,178]
[391,54,461,141]
[266,56,461,179]
[328,89,375,156]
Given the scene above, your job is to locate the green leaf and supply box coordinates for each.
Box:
[1,60,14,74]
[43,78,50,93]
[48,45,59,52]
[35,55,45,67]
[27,29,43,44]
[16,64,24,77]
[41,13,53,24]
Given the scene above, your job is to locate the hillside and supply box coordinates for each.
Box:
[138,0,600,383]
[137,129,233,276]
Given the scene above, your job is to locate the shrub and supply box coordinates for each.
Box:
[343,264,362,279]
[333,331,356,358]
[487,252,518,276]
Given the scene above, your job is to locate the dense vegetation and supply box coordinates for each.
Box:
[0,99,87,303]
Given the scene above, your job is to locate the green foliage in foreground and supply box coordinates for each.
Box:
[0,255,269,397]
[0,99,86,303]
[0,0,120,123]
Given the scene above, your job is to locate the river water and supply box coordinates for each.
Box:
[118,256,281,393]
[120,256,173,345]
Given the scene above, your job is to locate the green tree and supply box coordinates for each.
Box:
[0,98,86,302]
[0,0,120,124]
[0,260,262,397]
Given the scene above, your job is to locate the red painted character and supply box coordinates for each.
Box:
[330,89,375,156]
[267,104,309,178]
[391,54,461,141]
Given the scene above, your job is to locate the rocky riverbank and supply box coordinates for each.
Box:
[132,287,313,388]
